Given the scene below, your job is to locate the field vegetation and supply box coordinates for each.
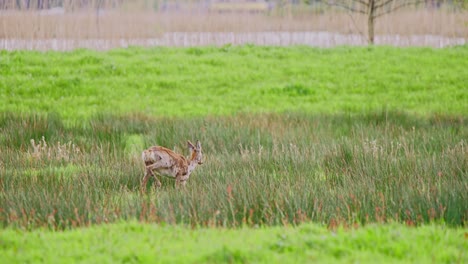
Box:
[1,46,467,120]
[2,222,467,263]
[0,46,467,262]
[1,110,467,230]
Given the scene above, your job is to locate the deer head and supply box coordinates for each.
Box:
[188,140,203,165]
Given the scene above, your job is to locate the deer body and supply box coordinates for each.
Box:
[142,140,203,188]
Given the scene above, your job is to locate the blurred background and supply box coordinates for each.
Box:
[0,0,467,49]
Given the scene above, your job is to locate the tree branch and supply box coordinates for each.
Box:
[374,0,396,10]
[317,0,369,9]
[327,1,367,14]
[353,0,370,7]
[373,0,425,18]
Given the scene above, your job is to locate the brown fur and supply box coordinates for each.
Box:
[143,146,189,172]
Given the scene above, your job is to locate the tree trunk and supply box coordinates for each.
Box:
[368,0,375,44]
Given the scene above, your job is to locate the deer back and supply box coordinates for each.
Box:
[142,146,189,176]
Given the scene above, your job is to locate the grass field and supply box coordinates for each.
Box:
[0,46,467,262]
[1,46,467,120]
[1,222,467,263]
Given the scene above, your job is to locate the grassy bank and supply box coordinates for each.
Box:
[1,46,467,120]
[1,222,466,263]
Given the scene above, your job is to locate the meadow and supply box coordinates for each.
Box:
[1,46,467,119]
[2,222,467,263]
[0,46,467,262]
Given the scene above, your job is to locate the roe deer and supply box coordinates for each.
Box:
[141,140,203,189]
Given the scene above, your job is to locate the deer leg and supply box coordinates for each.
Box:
[146,160,170,171]
[141,168,153,191]
[175,176,181,187]
[145,163,166,188]
[152,173,162,188]
[175,175,189,188]
[179,180,187,187]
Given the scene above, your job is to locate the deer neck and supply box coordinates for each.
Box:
[187,159,199,175]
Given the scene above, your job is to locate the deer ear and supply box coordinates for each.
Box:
[196,140,201,150]
[187,140,195,149]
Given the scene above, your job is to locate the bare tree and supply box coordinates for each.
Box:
[323,0,425,44]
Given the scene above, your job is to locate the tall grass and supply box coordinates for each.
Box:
[1,111,466,230]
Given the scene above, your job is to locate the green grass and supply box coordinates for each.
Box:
[1,46,467,121]
[1,222,466,263]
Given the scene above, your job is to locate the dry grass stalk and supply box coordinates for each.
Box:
[1,8,466,40]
